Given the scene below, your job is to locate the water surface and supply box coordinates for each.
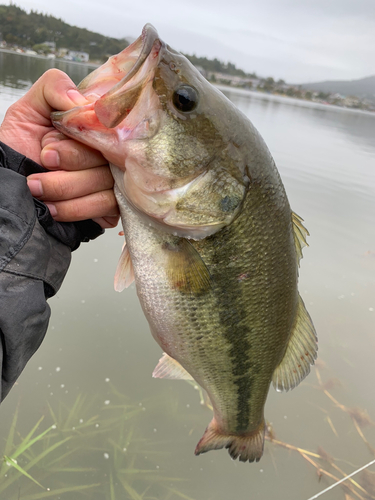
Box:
[1,51,375,500]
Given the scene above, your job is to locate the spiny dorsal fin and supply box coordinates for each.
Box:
[292,211,309,267]
[272,294,317,392]
[163,238,211,295]
[152,353,194,380]
[114,243,135,292]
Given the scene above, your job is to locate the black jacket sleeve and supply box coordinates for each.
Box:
[0,142,104,402]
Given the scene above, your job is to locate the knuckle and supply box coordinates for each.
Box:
[95,166,113,188]
[50,174,73,200]
[42,68,64,81]
[64,146,80,167]
[66,198,84,220]
[97,190,112,208]
[95,190,117,216]
[40,69,57,86]
[61,144,87,168]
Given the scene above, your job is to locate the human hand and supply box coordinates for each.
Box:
[0,69,119,229]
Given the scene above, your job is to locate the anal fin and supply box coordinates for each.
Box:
[152,353,194,380]
[272,294,318,392]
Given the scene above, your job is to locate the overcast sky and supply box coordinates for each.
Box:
[5,0,375,83]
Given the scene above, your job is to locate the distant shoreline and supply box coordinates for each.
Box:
[1,49,373,116]
[215,84,375,117]
[0,48,99,68]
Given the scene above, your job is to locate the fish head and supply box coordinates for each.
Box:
[52,24,250,239]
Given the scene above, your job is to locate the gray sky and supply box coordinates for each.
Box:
[6,0,375,83]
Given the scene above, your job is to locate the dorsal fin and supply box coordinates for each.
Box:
[272,294,318,392]
[114,243,135,292]
[292,211,309,267]
[152,353,194,380]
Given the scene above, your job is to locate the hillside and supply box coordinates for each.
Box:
[183,54,257,79]
[300,75,375,104]
[0,4,128,60]
[0,4,259,77]
[1,3,373,110]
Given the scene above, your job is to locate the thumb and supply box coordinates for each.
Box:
[24,68,89,120]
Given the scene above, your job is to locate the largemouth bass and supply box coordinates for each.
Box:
[52,24,317,463]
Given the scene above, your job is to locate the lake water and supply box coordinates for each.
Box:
[1,51,375,500]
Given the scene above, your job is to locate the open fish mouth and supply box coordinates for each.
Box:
[51,23,163,132]
[51,24,248,240]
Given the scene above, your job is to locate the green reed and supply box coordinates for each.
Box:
[0,384,186,500]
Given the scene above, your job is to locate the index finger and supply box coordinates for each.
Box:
[41,136,107,171]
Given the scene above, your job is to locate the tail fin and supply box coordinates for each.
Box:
[195,418,265,463]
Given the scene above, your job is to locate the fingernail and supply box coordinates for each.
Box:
[27,179,43,197]
[45,203,57,217]
[67,89,87,106]
[42,149,60,168]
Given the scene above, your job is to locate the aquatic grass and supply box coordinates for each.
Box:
[117,477,144,500]
[0,384,190,500]
[305,458,375,500]
[0,406,19,481]
[0,410,67,496]
[98,418,186,500]
[265,432,374,500]
[109,472,116,500]
[185,380,213,410]
[3,455,45,489]
[0,435,72,495]
[257,364,375,500]
[46,466,96,472]
[47,393,100,433]
[117,467,185,482]
[41,446,82,469]
[5,356,375,500]
[164,487,197,500]
[12,421,58,460]
[19,482,102,500]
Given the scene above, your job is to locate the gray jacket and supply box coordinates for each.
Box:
[0,142,103,402]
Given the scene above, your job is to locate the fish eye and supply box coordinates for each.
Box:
[172,85,198,112]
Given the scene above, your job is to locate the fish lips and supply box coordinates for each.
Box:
[51,23,163,133]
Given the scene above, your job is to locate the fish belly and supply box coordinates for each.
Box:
[116,180,298,462]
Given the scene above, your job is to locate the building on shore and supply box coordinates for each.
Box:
[64,51,89,63]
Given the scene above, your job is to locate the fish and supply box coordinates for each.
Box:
[51,23,317,463]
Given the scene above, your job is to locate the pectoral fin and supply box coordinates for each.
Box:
[152,353,194,380]
[272,294,317,392]
[114,243,135,292]
[162,238,211,294]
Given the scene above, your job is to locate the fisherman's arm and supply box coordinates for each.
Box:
[0,69,119,403]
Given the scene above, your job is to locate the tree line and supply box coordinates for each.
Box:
[0,4,257,77]
[0,4,128,60]
[184,53,257,78]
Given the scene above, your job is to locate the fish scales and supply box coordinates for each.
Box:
[51,23,317,463]
[117,164,296,434]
